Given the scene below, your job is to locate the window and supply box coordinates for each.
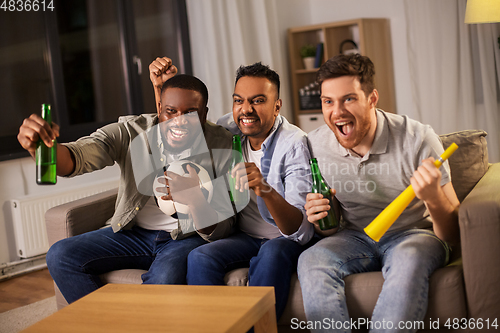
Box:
[0,0,191,161]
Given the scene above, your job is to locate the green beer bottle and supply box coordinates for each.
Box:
[228,135,247,206]
[36,104,57,185]
[310,158,338,230]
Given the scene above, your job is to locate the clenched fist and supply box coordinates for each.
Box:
[149,57,178,89]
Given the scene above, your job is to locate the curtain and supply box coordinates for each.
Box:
[405,0,500,162]
[186,0,290,123]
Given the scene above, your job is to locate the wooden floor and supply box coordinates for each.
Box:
[0,268,55,313]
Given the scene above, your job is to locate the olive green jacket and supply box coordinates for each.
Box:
[64,114,235,241]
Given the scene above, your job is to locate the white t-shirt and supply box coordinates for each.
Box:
[135,196,178,231]
[135,133,195,232]
[238,139,282,239]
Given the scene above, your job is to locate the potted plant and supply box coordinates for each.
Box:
[300,44,316,70]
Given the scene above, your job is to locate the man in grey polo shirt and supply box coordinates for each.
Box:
[297,54,460,333]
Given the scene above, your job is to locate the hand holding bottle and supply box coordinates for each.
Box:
[18,105,76,178]
[306,158,339,231]
[18,112,59,158]
[304,189,338,229]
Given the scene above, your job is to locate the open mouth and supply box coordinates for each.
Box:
[240,117,259,126]
[169,128,188,139]
[335,121,354,136]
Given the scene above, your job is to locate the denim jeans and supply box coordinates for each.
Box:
[186,231,313,320]
[297,229,449,333]
[46,226,207,304]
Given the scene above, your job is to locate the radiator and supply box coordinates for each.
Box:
[11,181,118,258]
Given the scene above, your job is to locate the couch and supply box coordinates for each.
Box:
[45,130,500,332]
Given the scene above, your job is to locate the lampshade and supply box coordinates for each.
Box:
[465,0,500,24]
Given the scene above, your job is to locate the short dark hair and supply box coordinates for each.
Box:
[235,62,280,98]
[161,74,209,107]
[317,54,375,97]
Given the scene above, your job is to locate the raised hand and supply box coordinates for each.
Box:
[410,157,442,203]
[18,114,59,157]
[149,57,178,89]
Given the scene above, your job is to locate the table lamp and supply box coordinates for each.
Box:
[464,0,500,24]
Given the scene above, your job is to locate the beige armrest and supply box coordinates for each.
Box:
[459,163,500,320]
[45,188,118,246]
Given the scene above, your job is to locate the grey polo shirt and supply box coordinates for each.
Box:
[63,113,234,241]
[308,109,451,234]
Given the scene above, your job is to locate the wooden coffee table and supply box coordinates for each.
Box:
[22,284,277,333]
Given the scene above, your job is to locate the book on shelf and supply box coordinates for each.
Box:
[314,43,324,68]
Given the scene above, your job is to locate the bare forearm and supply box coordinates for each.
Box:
[411,160,460,244]
[154,87,162,113]
[426,191,460,244]
[261,189,303,235]
[56,144,76,176]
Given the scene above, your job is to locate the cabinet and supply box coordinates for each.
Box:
[287,19,395,130]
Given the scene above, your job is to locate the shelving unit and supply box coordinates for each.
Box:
[287,18,395,132]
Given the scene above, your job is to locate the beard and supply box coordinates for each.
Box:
[332,114,372,151]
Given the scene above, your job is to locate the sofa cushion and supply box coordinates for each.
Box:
[99,268,253,288]
[100,269,145,284]
[226,265,466,330]
[345,264,466,329]
[439,130,488,202]
[425,264,467,323]
[279,272,306,326]
[224,267,249,286]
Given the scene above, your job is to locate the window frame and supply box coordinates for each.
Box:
[0,0,192,161]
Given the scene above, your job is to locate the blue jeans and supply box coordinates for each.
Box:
[46,226,207,304]
[187,232,313,320]
[297,229,449,333]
